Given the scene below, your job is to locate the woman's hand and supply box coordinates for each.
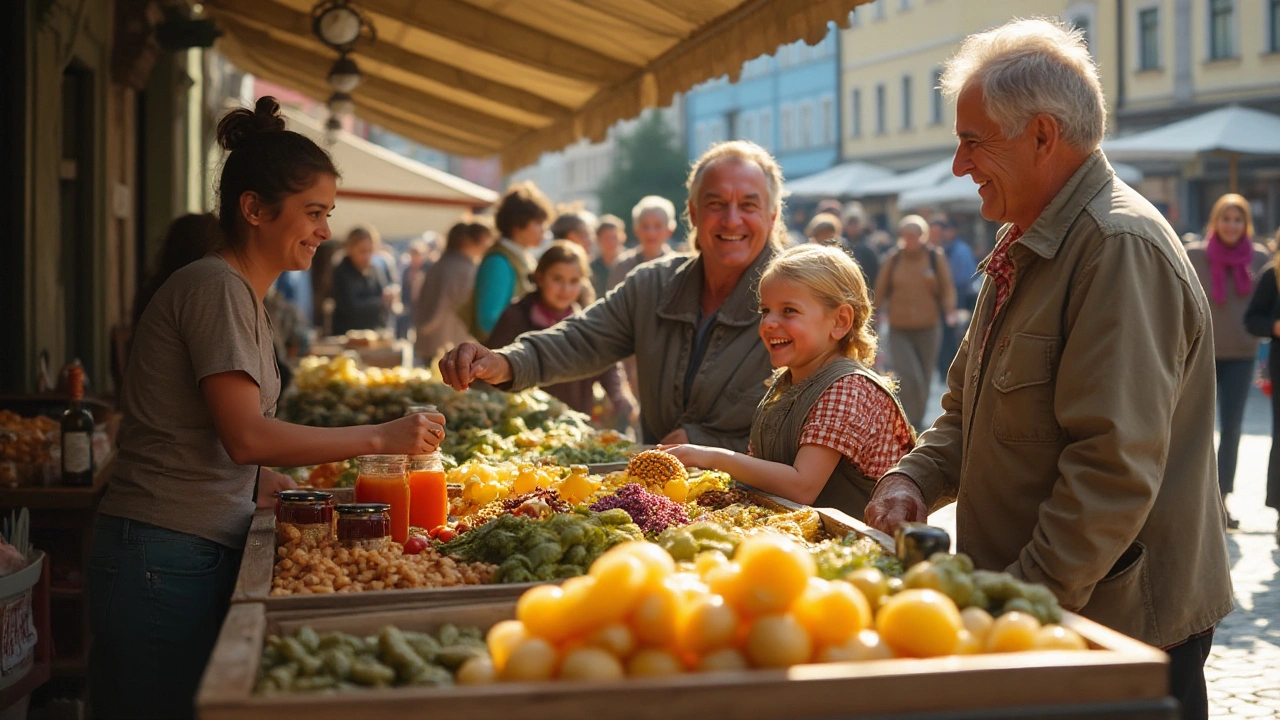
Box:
[377,411,446,455]
[1271,319,1280,337]
[257,468,298,508]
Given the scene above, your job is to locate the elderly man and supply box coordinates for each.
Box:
[864,19,1231,718]
[440,141,781,451]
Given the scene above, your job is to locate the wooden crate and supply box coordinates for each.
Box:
[198,600,1168,720]
[232,491,882,613]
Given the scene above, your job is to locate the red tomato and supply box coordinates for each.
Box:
[403,535,429,555]
[428,526,443,539]
[435,528,458,542]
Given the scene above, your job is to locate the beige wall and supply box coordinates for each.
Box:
[840,0,1119,166]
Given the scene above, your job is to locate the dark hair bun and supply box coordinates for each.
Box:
[216,96,287,152]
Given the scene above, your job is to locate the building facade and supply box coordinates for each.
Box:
[1111,0,1280,233]
[685,27,842,181]
[506,101,684,216]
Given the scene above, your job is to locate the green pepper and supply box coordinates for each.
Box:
[281,637,324,676]
[350,658,396,687]
[379,626,427,682]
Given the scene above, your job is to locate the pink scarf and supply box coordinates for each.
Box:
[1205,231,1253,305]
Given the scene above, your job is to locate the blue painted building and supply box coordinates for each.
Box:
[685,25,840,181]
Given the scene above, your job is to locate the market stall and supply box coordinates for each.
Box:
[193,352,1175,719]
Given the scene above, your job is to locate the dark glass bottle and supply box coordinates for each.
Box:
[61,361,94,486]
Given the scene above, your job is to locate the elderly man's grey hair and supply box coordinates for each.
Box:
[940,17,1106,151]
[898,214,929,238]
[631,195,678,230]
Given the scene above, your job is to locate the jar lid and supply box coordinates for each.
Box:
[406,404,438,414]
[275,490,334,503]
[335,503,392,515]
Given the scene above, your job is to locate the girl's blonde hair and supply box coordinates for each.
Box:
[760,244,877,365]
[1204,193,1255,242]
[683,140,790,250]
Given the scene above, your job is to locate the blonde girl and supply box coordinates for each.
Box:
[664,244,915,519]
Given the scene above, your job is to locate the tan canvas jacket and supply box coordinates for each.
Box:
[889,151,1234,649]
[498,247,776,452]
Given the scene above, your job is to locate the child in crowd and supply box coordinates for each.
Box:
[486,241,634,424]
[664,244,915,520]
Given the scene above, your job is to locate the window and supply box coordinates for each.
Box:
[1138,7,1160,70]
[875,83,886,134]
[1210,0,1235,60]
[930,68,944,125]
[799,101,814,148]
[759,108,773,151]
[850,88,862,138]
[849,8,860,27]
[820,95,835,145]
[695,122,709,154]
[780,105,794,150]
[900,0,912,10]
[874,0,886,20]
[742,112,757,144]
[1270,0,1280,52]
[901,75,912,129]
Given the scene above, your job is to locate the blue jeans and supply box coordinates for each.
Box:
[1215,359,1253,496]
[88,515,242,720]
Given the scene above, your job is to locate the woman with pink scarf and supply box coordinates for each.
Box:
[1186,193,1269,529]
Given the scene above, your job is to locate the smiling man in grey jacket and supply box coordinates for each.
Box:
[439,141,788,452]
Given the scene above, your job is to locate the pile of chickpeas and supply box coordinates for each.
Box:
[269,523,495,596]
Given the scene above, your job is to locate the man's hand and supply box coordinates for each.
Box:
[257,468,298,508]
[1272,319,1280,338]
[864,473,929,534]
[660,427,689,445]
[438,342,513,390]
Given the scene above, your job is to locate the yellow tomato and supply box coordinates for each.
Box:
[677,593,740,654]
[696,647,749,673]
[587,623,636,659]
[587,553,648,615]
[986,611,1041,653]
[694,550,729,577]
[471,482,500,507]
[746,614,813,668]
[663,477,689,503]
[560,647,625,681]
[501,637,559,681]
[952,629,982,655]
[703,562,743,609]
[816,629,895,663]
[793,578,872,646]
[558,472,599,505]
[875,589,963,658]
[626,648,685,677]
[631,580,684,647]
[456,656,497,685]
[486,620,530,672]
[846,568,890,609]
[734,535,815,616]
[517,585,570,642]
[960,607,995,645]
[1032,624,1088,651]
[599,541,676,590]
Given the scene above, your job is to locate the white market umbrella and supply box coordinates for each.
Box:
[786,161,896,199]
[855,158,956,198]
[1103,105,1280,192]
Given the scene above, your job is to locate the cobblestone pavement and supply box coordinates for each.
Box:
[918,379,1280,718]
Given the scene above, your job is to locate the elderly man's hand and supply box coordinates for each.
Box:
[864,473,929,535]
[438,342,513,390]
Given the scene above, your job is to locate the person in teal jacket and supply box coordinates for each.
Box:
[464,181,553,340]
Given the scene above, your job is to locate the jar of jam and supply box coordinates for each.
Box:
[274,490,334,549]
[335,503,392,550]
[355,455,410,544]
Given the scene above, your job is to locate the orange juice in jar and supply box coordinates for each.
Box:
[408,452,447,531]
[355,455,410,543]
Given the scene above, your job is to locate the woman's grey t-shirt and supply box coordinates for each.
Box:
[102,254,280,549]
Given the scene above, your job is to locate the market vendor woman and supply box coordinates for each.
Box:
[439,141,781,452]
[89,98,444,720]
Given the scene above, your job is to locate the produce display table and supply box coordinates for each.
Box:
[208,489,1173,720]
[198,601,1171,720]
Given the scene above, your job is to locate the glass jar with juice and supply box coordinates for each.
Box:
[355,455,409,543]
[408,452,447,531]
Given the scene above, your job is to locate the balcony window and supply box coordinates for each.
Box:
[1139,8,1160,70]
[1209,0,1236,60]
